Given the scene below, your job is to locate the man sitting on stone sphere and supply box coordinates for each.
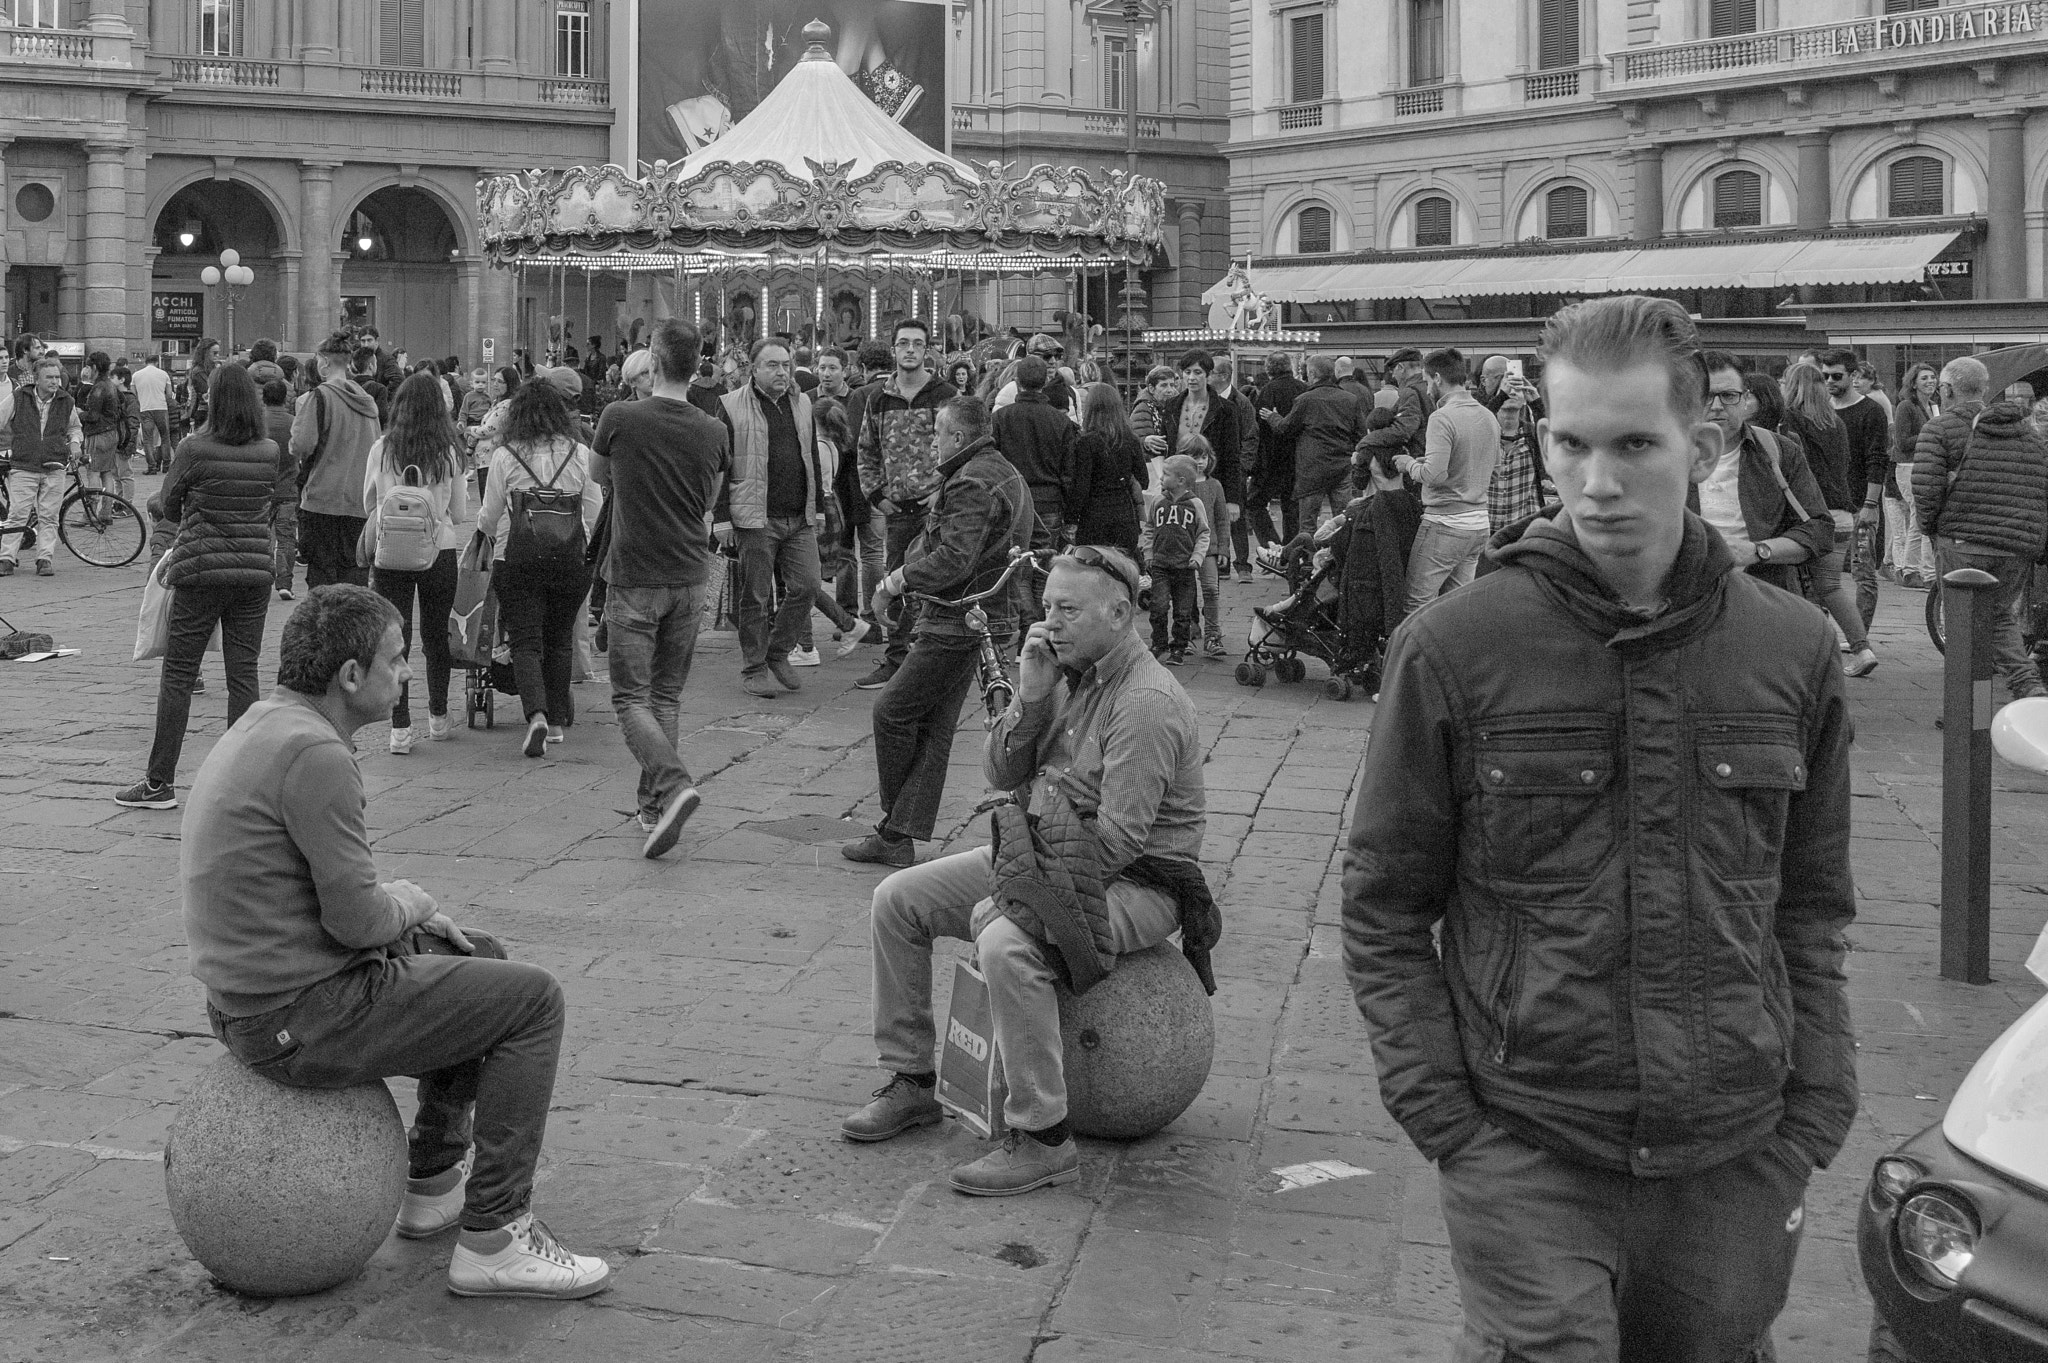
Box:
[181,584,609,1300]
[841,546,1213,1196]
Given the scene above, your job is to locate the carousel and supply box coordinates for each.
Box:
[477,19,1169,377]
[1142,259,1323,377]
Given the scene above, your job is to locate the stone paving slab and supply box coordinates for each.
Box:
[0,525,2043,1361]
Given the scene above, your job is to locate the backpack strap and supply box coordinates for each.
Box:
[1750,427,1813,524]
[504,440,569,492]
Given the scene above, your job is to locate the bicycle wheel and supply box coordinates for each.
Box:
[1926,585,1944,655]
[59,489,147,567]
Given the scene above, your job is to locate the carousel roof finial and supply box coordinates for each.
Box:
[801,19,832,61]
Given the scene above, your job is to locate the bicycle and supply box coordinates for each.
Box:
[0,463,148,568]
[1924,562,2047,657]
[906,545,1050,724]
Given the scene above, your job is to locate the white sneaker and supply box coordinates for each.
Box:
[545,725,566,745]
[834,618,872,659]
[446,1213,610,1299]
[396,1152,470,1239]
[428,714,452,741]
[788,646,822,667]
[389,726,415,755]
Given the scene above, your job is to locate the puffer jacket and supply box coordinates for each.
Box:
[1344,509,1857,1178]
[1913,399,2048,559]
[156,432,290,589]
[898,435,1033,639]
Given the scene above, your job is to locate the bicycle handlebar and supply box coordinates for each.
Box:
[907,545,1051,610]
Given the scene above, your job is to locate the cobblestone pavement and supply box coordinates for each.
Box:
[1,503,2043,1362]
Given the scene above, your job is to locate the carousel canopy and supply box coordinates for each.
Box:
[477,19,1166,268]
[673,31,979,184]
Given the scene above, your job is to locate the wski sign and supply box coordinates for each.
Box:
[1833,3,2037,53]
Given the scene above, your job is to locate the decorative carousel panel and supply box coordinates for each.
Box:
[844,162,978,233]
[546,165,650,237]
[670,164,815,232]
[1004,165,1111,238]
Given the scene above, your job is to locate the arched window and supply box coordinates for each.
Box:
[1295,204,1332,254]
[1712,169,1762,228]
[1888,155,1945,218]
[1545,184,1588,239]
[1413,195,1453,247]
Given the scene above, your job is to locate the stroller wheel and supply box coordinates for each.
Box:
[1324,676,1353,701]
[1235,661,1266,688]
[1276,657,1307,684]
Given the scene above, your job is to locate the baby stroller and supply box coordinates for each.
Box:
[1238,505,1380,700]
[447,531,520,728]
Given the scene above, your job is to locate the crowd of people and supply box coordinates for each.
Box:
[10,295,2048,1345]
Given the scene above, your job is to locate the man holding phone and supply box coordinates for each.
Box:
[1480,354,1544,424]
[842,546,1208,1197]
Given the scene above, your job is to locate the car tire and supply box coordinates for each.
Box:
[1867,1312,1914,1363]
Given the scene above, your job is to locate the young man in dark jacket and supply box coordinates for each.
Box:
[1913,354,2048,699]
[855,319,957,687]
[843,396,1032,868]
[1345,295,1856,1362]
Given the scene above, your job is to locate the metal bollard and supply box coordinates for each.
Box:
[1939,567,2000,984]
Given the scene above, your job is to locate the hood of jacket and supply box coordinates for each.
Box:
[1489,506,1736,656]
[323,376,380,420]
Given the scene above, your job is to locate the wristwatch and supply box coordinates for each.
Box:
[1754,541,1774,563]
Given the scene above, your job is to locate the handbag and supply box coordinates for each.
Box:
[446,529,497,667]
[0,611,52,660]
[134,557,172,662]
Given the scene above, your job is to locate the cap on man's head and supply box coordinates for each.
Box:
[539,365,583,399]
[1387,347,1423,367]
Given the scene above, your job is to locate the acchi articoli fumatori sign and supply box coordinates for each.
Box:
[1829,2,2038,54]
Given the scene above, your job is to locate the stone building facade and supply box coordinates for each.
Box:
[1226,0,2048,371]
[5,0,606,363]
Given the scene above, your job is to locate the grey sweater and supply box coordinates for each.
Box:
[182,691,424,1016]
[1415,387,1500,519]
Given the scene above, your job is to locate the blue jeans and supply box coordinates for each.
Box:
[1402,517,1489,620]
[736,515,819,672]
[871,629,1005,842]
[207,927,563,1232]
[608,581,705,819]
[1937,537,2045,697]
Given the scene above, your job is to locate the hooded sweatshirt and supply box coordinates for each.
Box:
[290,376,383,519]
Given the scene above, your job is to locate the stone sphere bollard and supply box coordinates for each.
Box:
[165,1055,407,1296]
[1057,943,1215,1139]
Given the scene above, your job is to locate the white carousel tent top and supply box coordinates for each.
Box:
[673,22,980,184]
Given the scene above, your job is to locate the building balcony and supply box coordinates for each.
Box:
[1606,3,2048,94]
[950,103,1225,148]
[0,22,133,68]
[149,58,610,112]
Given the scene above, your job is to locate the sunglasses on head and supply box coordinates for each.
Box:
[1061,545,1140,603]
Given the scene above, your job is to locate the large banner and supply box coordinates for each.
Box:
[635,0,948,169]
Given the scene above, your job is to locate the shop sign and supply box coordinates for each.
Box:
[1926,261,1974,278]
[152,291,203,339]
[1832,2,2038,54]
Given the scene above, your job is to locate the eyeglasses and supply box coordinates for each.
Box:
[1060,544,1140,604]
[1820,370,1850,382]
[1705,390,1748,408]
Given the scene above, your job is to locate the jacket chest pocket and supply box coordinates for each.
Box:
[1693,719,1807,880]
[1471,717,1618,883]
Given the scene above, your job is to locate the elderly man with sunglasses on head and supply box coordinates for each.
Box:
[840,543,1209,1198]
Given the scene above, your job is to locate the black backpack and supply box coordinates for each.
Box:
[503,443,586,571]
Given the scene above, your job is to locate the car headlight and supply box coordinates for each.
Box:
[1873,1156,1923,1208]
[1898,1190,1978,1289]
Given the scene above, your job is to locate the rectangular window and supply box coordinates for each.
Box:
[556,1,591,78]
[1538,0,1579,69]
[13,0,58,26]
[1883,0,1939,11]
[1708,0,1757,37]
[198,0,239,57]
[1411,0,1445,85]
[379,0,425,68]
[1104,35,1128,111]
[1288,12,1324,105]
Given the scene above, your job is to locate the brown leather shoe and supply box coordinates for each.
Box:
[841,1074,944,1143]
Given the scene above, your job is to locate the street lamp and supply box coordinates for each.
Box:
[199,248,254,353]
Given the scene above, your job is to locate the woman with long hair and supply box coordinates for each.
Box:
[116,364,286,810]
[943,355,977,395]
[363,372,472,753]
[1889,362,1941,588]
[477,379,603,757]
[1065,382,1147,558]
[183,337,221,434]
[1781,363,1877,676]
